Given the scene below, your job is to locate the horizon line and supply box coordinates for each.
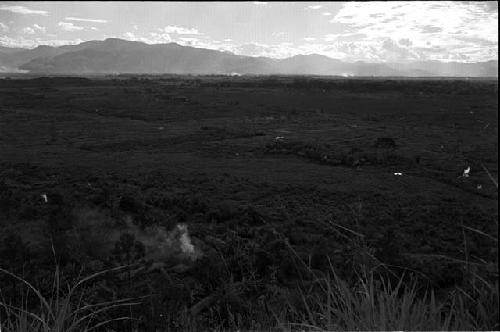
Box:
[1,37,498,64]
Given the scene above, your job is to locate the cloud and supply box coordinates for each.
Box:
[123,32,138,40]
[232,42,299,59]
[305,5,323,10]
[33,24,46,33]
[420,25,443,33]
[123,30,218,50]
[123,31,172,44]
[0,22,9,32]
[0,35,83,48]
[162,25,199,35]
[227,40,372,61]
[398,38,412,47]
[381,38,420,61]
[481,1,498,13]
[324,34,337,42]
[23,27,35,35]
[252,2,268,5]
[0,5,48,16]
[58,22,84,32]
[323,33,367,43]
[64,17,108,23]
[329,1,498,62]
[209,35,422,63]
[178,37,199,46]
[22,24,46,35]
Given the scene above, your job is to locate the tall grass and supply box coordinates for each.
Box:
[1,247,497,331]
[276,260,498,331]
[0,264,139,332]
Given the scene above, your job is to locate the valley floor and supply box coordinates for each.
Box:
[0,76,498,330]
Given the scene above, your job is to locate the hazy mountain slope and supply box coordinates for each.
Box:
[393,60,498,77]
[276,54,344,74]
[0,39,128,72]
[0,45,68,72]
[20,39,274,74]
[19,39,408,76]
[0,38,495,76]
[0,46,26,54]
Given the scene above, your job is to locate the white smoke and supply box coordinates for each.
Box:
[177,224,195,255]
[123,216,201,262]
[68,209,202,264]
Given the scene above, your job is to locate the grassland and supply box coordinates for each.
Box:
[0,75,498,331]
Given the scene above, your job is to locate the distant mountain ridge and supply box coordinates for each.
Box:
[0,38,497,77]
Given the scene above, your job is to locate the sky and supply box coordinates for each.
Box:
[0,1,497,63]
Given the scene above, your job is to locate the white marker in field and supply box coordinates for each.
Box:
[41,194,48,203]
[394,172,403,176]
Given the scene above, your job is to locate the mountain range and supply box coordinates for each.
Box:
[0,38,497,77]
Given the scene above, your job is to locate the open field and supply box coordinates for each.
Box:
[0,76,498,330]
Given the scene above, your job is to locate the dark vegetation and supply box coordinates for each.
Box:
[0,76,498,331]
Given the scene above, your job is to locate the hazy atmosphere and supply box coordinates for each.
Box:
[0,1,498,62]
